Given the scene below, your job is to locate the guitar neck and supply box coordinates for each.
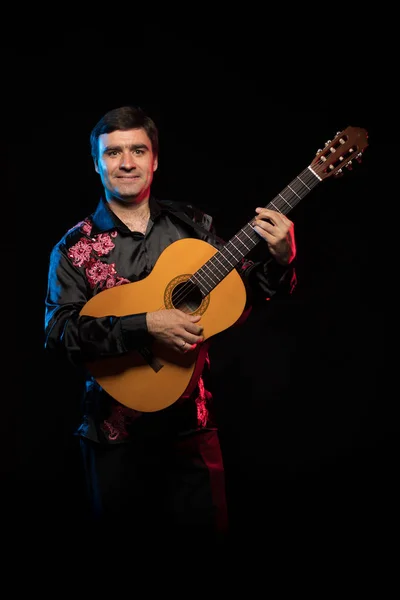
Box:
[191,165,321,297]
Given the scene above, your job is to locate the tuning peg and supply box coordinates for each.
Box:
[356,152,363,163]
[324,140,332,147]
[346,161,353,170]
[334,169,344,177]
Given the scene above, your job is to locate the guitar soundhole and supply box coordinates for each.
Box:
[171,281,202,313]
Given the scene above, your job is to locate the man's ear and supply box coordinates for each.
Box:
[153,156,158,172]
[94,159,99,174]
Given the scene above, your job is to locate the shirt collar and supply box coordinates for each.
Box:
[90,195,163,235]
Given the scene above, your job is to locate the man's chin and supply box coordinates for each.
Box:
[113,190,144,204]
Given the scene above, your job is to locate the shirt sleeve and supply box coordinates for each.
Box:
[44,244,151,365]
[238,254,297,302]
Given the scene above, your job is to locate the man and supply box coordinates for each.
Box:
[44,105,297,549]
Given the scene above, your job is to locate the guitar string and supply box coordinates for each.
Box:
[153,163,323,314]
[155,153,345,313]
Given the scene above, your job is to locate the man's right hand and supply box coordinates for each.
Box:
[146,309,204,353]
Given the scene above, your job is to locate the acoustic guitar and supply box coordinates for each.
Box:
[80,125,369,412]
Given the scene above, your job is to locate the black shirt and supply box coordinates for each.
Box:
[44,195,296,443]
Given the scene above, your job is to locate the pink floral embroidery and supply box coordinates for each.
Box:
[68,220,130,290]
[195,355,212,427]
[82,221,93,236]
[196,376,211,427]
[102,403,141,442]
[68,239,93,267]
[92,233,116,256]
[86,260,117,288]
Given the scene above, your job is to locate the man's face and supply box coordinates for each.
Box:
[95,128,158,203]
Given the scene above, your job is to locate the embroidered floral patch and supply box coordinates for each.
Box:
[68,219,130,290]
[102,403,141,441]
[196,376,211,428]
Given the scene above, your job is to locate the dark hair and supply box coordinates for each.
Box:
[90,105,159,162]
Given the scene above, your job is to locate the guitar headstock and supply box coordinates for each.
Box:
[310,126,369,180]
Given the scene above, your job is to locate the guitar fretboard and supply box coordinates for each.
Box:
[191,165,320,297]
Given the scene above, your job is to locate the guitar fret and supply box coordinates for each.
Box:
[231,236,250,253]
[194,269,216,291]
[210,256,227,276]
[199,282,210,296]
[191,273,207,292]
[219,251,234,268]
[241,229,253,242]
[270,199,281,211]
[225,246,236,260]
[200,267,219,286]
[297,174,311,190]
[278,193,291,209]
[287,184,301,200]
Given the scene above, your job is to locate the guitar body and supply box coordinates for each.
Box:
[80,237,247,412]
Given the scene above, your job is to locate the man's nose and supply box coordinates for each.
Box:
[120,151,137,169]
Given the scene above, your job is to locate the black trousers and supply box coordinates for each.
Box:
[79,428,228,551]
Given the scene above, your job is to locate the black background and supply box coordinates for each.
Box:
[1,23,395,575]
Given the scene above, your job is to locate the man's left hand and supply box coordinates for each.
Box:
[252,207,296,266]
